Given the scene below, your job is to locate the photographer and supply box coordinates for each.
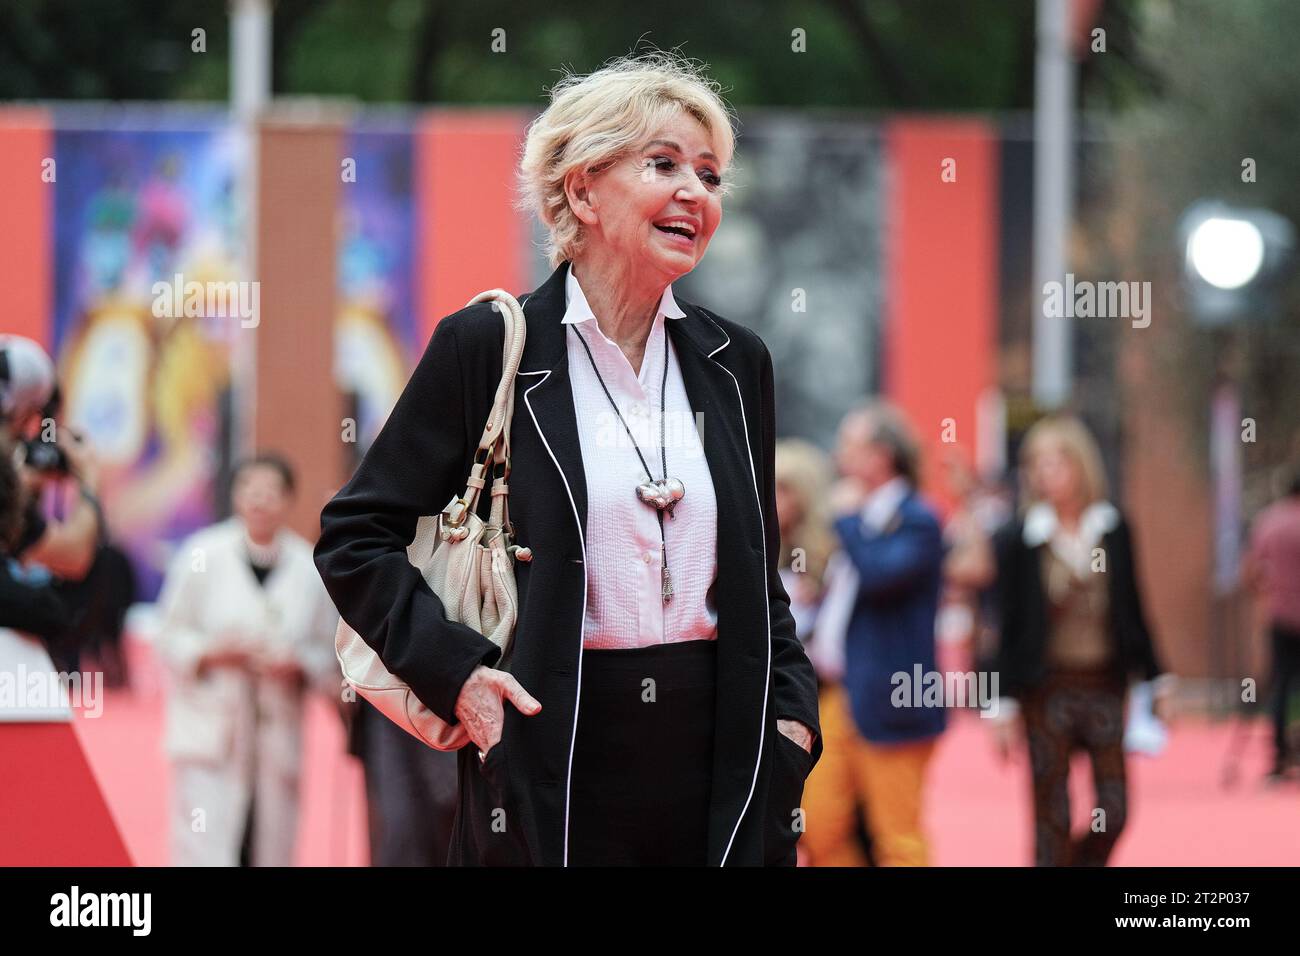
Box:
[0,435,71,640]
[0,335,101,581]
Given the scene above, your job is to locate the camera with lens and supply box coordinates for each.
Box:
[20,434,71,477]
[13,384,72,479]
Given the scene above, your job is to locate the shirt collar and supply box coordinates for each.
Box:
[860,476,910,532]
[1022,500,1120,549]
[561,265,687,326]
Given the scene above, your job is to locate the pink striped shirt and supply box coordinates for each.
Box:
[563,266,720,650]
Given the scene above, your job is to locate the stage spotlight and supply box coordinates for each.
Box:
[1179,201,1294,326]
[1187,216,1265,290]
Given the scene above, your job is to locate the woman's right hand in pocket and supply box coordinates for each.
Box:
[454,665,542,757]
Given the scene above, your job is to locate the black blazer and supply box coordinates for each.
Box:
[992,509,1165,700]
[314,260,821,866]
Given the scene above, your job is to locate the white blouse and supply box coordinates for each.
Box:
[563,266,719,650]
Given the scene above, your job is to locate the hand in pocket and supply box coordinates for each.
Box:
[455,665,543,758]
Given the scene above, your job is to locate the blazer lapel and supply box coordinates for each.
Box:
[669,303,770,866]
[666,304,759,549]
[515,262,758,554]
[516,262,589,547]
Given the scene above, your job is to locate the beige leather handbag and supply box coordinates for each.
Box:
[335,289,531,751]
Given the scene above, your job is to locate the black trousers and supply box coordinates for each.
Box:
[359,700,460,866]
[1271,623,1300,770]
[567,639,716,866]
[1021,666,1128,867]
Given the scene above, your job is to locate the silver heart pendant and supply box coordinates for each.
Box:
[636,477,685,512]
[636,480,669,510]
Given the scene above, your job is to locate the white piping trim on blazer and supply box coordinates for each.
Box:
[519,360,587,869]
[696,309,771,868]
[517,301,768,867]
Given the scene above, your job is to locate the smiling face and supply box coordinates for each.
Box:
[570,110,725,282]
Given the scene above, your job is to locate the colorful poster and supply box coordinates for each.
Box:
[52,119,244,599]
[336,123,416,451]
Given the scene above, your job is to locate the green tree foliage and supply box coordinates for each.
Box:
[1107,0,1300,503]
[1,0,1152,110]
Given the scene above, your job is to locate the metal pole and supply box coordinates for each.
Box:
[1032,0,1075,409]
[229,0,271,863]
[229,0,271,462]
[231,0,272,124]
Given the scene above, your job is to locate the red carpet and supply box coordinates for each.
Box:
[929,710,1300,866]
[47,638,1300,866]
[0,722,132,866]
[69,636,369,866]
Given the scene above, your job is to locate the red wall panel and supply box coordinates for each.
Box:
[0,110,52,346]
[417,110,529,344]
[883,119,999,510]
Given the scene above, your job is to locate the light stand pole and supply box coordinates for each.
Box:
[229,0,271,466]
[1032,0,1076,410]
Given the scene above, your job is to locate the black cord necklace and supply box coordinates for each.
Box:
[571,318,684,604]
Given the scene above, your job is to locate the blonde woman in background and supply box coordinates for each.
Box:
[775,437,879,866]
[991,416,1172,866]
[774,438,836,642]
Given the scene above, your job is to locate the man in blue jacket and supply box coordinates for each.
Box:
[826,400,945,865]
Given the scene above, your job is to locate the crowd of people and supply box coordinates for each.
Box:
[776,402,1297,867]
[0,333,469,867]
[5,342,1299,869]
[4,49,1298,868]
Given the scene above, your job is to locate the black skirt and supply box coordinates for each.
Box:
[567,639,717,866]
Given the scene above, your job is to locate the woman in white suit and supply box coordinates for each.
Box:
[157,454,339,866]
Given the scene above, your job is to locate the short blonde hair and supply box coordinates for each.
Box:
[1019,415,1110,507]
[516,50,738,267]
[775,438,837,591]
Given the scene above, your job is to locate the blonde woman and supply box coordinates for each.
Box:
[316,51,821,866]
[991,416,1171,866]
[776,436,879,867]
[775,438,836,640]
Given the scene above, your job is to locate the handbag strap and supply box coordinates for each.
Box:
[444,289,527,530]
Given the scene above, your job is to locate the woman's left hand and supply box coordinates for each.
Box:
[777,718,814,754]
